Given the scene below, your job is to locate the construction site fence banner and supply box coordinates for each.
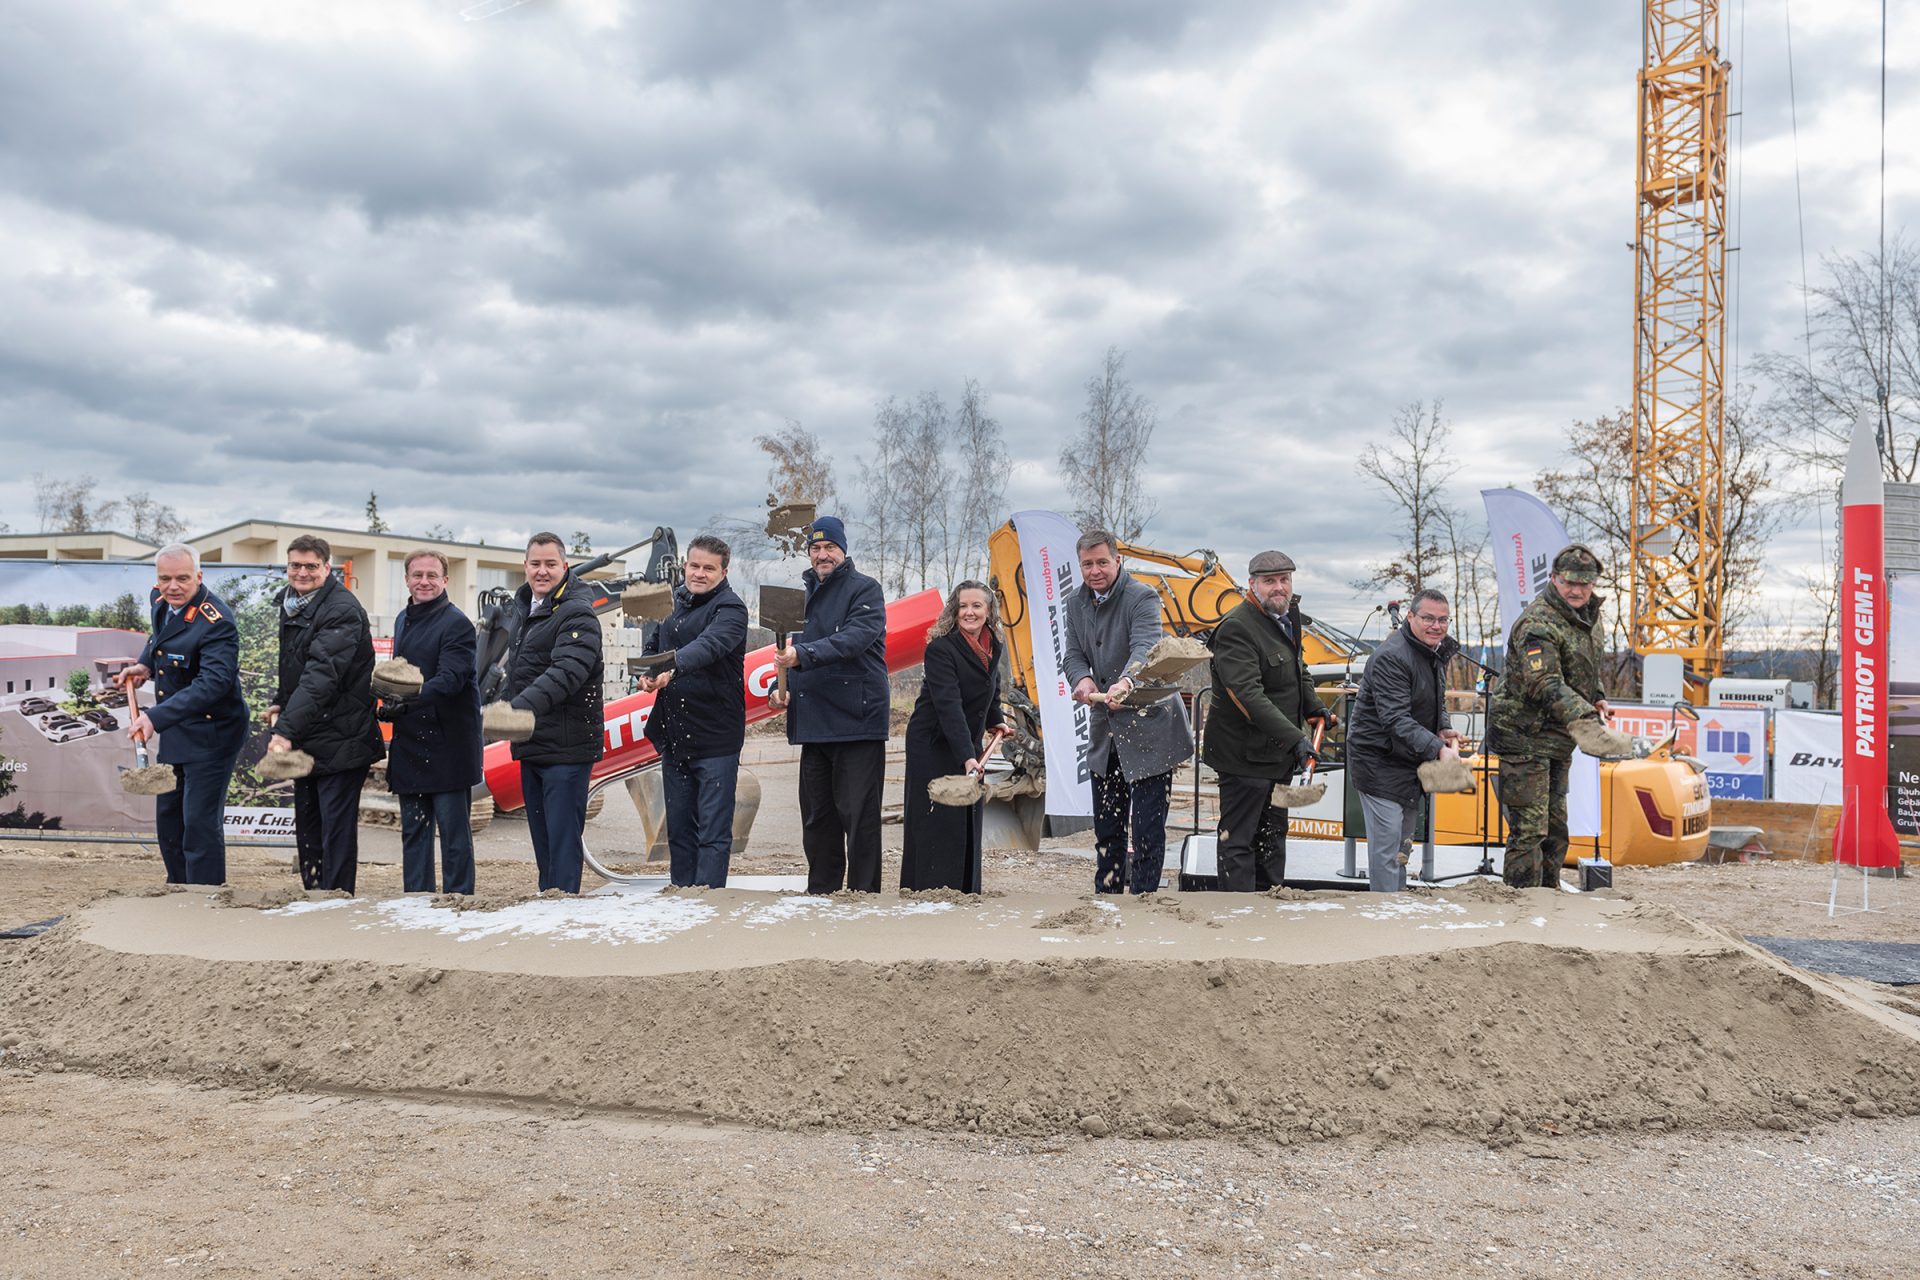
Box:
[0,559,290,837]
[1603,702,1768,800]
[1009,509,1093,817]
[1891,572,1919,835]
[1771,711,1842,806]
[1481,488,1571,636]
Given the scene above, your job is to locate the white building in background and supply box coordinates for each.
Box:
[0,627,145,705]
[0,522,646,679]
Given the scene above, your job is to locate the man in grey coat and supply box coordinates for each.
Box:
[1345,588,1463,891]
[1064,529,1193,895]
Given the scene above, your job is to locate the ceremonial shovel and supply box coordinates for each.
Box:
[1270,719,1327,809]
[758,585,807,705]
[928,727,1012,807]
[119,724,176,796]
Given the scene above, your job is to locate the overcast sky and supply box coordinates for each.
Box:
[1,0,1912,635]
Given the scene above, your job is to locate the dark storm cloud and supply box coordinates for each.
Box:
[0,0,1909,630]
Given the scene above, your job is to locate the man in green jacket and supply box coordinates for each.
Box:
[1489,544,1612,888]
[1202,551,1332,891]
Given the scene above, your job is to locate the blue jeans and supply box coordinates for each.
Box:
[156,756,237,885]
[659,749,739,888]
[400,789,476,895]
[1092,760,1173,895]
[520,761,591,893]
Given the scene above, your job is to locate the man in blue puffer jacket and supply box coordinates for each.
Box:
[642,534,748,888]
[771,516,889,893]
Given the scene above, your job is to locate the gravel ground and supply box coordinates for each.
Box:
[2,789,1917,1278]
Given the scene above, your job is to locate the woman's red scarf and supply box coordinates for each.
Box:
[961,626,994,669]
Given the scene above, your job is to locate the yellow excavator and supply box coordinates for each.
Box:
[984,519,1710,867]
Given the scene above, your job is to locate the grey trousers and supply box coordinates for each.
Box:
[1358,790,1426,892]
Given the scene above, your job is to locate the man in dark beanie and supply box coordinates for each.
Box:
[771,515,889,893]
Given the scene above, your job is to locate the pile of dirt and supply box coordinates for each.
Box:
[1032,903,1119,934]
[5,924,1916,1144]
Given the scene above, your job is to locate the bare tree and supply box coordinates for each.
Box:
[1355,400,1457,596]
[1060,347,1158,541]
[947,379,1009,583]
[1533,397,1781,675]
[1436,505,1500,665]
[755,421,838,508]
[365,492,389,534]
[859,397,913,595]
[900,391,953,591]
[1751,238,1920,489]
[122,492,185,544]
[33,473,117,533]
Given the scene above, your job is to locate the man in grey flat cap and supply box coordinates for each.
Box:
[1202,550,1332,891]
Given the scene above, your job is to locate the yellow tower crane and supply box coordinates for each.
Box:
[1632,0,1731,684]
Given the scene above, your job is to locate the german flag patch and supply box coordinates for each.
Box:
[1525,643,1545,672]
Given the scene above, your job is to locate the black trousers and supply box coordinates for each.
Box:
[1215,771,1288,892]
[156,755,236,886]
[1092,760,1173,895]
[799,740,886,893]
[294,765,370,895]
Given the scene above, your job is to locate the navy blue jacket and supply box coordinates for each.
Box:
[387,592,483,795]
[786,557,889,744]
[644,580,748,760]
[503,569,605,766]
[139,583,249,766]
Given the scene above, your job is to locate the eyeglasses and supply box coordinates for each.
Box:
[1412,612,1451,626]
[287,561,327,574]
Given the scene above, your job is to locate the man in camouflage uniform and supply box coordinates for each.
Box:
[1490,545,1612,889]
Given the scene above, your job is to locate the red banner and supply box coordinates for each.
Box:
[1834,417,1902,867]
[481,588,943,811]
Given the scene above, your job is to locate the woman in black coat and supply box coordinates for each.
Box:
[901,581,1007,893]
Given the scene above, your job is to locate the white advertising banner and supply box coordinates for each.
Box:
[1010,510,1093,817]
[1772,709,1843,806]
[1481,488,1572,637]
[1567,751,1602,838]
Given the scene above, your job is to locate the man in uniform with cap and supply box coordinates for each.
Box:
[1064,530,1195,895]
[1489,544,1612,889]
[1201,550,1332,891]
[772,515,889,893]
[119,542,249,886]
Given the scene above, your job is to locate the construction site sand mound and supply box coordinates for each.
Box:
[4,889,1918,1145]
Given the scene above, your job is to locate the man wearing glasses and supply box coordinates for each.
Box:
[1346,588,1464,891]
[266,534,383,893]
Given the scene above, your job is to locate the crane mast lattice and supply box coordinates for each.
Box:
[1631,0,1730,680]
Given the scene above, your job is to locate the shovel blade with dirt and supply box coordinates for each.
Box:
[1269,719,1327,808]
[927,729,1010,807]
[119,733,176,796]
[621,581,676,623]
